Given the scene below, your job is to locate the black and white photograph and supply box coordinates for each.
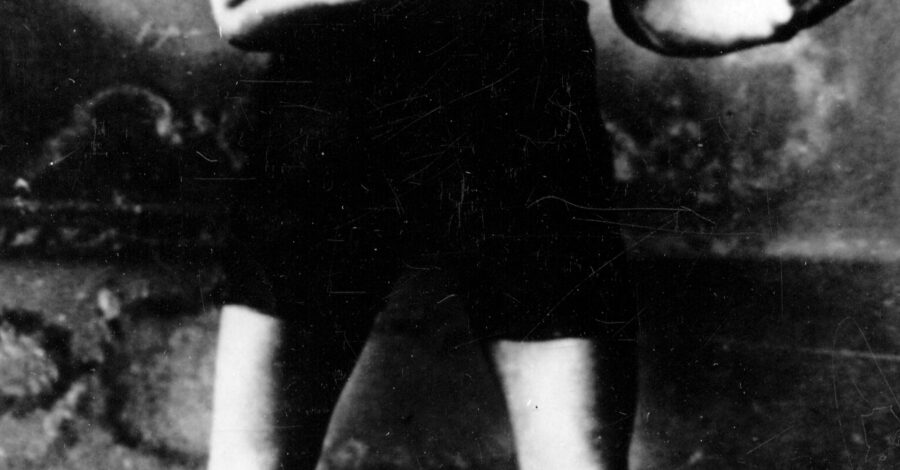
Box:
[0,0,893,468]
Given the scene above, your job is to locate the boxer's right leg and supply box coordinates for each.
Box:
[206,217,396,470]
[207,302,367,470]
[208,305,283,470]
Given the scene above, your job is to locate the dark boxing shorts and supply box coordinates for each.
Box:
[219,0,634,341]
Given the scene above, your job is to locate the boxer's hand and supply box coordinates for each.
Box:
[613,0,854,56]
[643,0,793,46]
[210,0,361,46]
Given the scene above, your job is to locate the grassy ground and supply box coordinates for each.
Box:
[2,257,900,468]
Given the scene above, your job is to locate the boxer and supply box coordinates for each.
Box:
[206,1,855,469]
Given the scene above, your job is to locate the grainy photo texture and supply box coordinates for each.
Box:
[4,1,894,469]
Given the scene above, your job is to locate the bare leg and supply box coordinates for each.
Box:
[208,305,282,470]
[489,338,635,470]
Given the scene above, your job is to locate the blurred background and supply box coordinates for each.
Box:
[2,0,900,468]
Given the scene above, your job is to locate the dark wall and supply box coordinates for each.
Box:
[4,0,895,258]
[589,0,899,259]
[0,0,265,184]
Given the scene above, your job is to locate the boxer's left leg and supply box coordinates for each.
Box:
[488,335,636,470]
[470,240,637,470]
